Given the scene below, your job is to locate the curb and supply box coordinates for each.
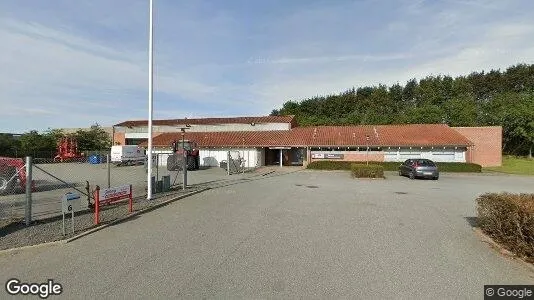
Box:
[0,240,66,255]
[0,188,210,255]
[473,227,534,272]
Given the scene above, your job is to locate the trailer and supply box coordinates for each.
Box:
[110,145,146,166]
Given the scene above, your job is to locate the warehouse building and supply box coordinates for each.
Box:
[112,115,502,167]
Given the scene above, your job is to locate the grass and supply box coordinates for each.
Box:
[484,156,534,175]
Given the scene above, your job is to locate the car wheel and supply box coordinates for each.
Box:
[409,171,415,180]
[433,176,439,180]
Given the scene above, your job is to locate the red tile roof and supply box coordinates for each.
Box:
[114,115,296,127]
[140,124,473,148]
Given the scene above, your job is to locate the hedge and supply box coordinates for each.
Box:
[350,163,385,178]
[307,161,482,172]
[476,192,534,261]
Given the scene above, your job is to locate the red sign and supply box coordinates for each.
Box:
[100,185,131,204]
[93,184,133,225]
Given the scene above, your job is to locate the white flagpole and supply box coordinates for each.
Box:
[147,0,154,200]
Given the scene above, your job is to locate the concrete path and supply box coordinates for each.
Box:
[1,170,533,299]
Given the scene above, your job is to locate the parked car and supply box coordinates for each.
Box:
[399,158,439,180]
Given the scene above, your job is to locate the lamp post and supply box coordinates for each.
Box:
[178,125,190,190]
[366,135,370,165]
[147,0,154,200]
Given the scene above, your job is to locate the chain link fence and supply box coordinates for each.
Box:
[0,152,151,224]
[1,149,265,225]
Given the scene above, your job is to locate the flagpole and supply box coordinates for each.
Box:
[147,0,154,200]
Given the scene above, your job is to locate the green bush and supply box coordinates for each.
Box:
[350,163,385,178]
[477,192,534,262]
[307,161,481,172]
[306,161,354,170]
[436,162,481,172]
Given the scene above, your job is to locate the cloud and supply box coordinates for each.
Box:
[1,0,533,132]
[247,0,534,110]
[0,16,241,132]
[247,53,412,65]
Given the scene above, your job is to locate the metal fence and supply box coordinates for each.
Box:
[0,150,264,225]
[0,154,156,224]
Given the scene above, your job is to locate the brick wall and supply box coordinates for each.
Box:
[113,132,125,145]
[452,127,502,167]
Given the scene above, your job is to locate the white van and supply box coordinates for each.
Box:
[110,145,146,166]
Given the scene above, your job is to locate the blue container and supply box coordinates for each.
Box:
[88,155,101,164]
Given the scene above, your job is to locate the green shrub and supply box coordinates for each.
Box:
[476,192,534,261]
[306,161,354,170]
[436,162,481,172]
[307,161,481,172]
[350,163,385,178]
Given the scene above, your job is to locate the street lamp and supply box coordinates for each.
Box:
[178,125,190,190]
[366,135,370,165]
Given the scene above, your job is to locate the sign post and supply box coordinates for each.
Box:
[61,192,82,236]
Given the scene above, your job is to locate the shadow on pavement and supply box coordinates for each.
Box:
[465,216,478,228]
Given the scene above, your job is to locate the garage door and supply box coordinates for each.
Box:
[430,150,455,162]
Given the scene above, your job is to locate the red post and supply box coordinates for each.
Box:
[94,185,100,225]
[128,184,133,213]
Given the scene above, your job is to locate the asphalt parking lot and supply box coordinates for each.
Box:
[1,169,533,299]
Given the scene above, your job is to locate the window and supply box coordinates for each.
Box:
[414,159,436,166]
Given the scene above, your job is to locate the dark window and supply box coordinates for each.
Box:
[415,159,436,166]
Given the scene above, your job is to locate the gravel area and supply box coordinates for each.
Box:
[0,187,203,251]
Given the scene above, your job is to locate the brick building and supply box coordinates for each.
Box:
[112,116,502,168]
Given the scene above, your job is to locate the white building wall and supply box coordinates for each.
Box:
[383,148,466,162]
[148,148,263,168]
[199,148,261,168]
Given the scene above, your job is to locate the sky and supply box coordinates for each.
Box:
[1,0,533,133]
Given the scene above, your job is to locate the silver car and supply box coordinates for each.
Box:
[399,159,439,180]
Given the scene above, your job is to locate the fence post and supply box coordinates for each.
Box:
[227,151,230,175]
[25,156,32,226]
[156,153,159,183]
[94,186,100,225]
[107,154,111,188]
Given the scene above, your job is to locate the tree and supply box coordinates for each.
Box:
[74,123,111,152]
[0,134,20,157]
[268,62,534,156]
[18,130,56,157]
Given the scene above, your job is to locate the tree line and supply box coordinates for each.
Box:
[270,63,534,157]
[0,124,112,158]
